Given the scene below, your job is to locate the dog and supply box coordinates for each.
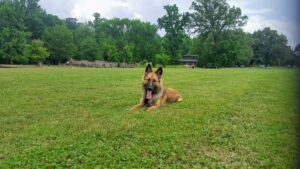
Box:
[130,64,182,111]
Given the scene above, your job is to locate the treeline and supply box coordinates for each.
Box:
[0,0,296,67]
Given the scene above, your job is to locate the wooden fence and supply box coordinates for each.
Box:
[66,59,137,68]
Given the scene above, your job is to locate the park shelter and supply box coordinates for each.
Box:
[179,55,198,66]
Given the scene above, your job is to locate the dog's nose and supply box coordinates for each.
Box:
[147,86,153,91]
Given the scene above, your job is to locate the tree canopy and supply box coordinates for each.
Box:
[252,27,293,66]
[42,25,76,64]
[0,0,29,64]
[24,39,49,64]
[189,0,252,67]
[158,4,189,64]
[0,0,295,67]
[190,0,247,38]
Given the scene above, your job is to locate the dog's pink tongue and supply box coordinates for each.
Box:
[146,90,152,99]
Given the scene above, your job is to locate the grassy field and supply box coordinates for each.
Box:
[0,67,297,168]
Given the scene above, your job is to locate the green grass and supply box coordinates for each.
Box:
[0,67,297,168]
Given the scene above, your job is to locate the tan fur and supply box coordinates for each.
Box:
[130,66,182,111]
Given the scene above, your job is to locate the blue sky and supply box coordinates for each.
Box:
[39,0,299,47]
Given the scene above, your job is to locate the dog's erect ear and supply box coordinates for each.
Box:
[155,67,163,79]
[145,64,152,75]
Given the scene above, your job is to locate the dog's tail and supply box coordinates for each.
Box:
[177,97,183,102]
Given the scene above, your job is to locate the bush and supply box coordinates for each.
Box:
[155,54,170,67]
[24,40,50,64]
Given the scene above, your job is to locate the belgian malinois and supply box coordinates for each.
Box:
[130,64,182,111]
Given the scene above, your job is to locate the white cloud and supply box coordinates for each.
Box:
[227,0,273,16]
[244,15,299,47]
[134,12,143,20]
[243,8,272,15]
[70,0,132,21]
[40,0,192,22]
[227,0,299,47]
[39,0,74,18]
[57,0,173,23]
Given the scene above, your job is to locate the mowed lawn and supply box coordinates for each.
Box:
[0,67,297,168]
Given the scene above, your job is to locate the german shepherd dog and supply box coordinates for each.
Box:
[130,64,182,111]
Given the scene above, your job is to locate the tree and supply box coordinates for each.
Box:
[235,32,253,65]
[192,30,253,67]
[73,23,100,60]
[252,27,293,66]
[155,53,170,67]
[218,30,254,66]
[292,44,300,66]
[42,25,76,64]
[0,28,29,64]
[0,0,30,64]
[21,0,46,39]
[194,33,216,67]
[74,24,95,45]
[41,14,63,28]
[93,12,102,25]
[96,18,161,63]
[65,18,78,31]
[126,20,162,63]
[24,39,49,64]
[158,4,189,64]
[93,12,103,43]
[123,44,134,63]
[190,0,247,39]
[106,44,120,62]
[189,0,248,67]
[77,37,100,61]
[181,35,193,55]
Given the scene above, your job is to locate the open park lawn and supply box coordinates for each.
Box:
[0,67,297,168]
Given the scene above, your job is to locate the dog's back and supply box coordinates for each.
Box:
[164,88,182,103]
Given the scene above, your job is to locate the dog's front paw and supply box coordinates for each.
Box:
[146,106,158,111]
[128,107,135,111]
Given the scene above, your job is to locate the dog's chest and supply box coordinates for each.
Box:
[143,90,164,106]
[144,98,154,106]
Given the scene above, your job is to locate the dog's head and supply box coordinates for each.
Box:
[143,64,163,100]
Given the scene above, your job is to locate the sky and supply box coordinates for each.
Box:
[39,0,299,47]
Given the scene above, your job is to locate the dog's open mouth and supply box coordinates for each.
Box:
[146,90,153,99]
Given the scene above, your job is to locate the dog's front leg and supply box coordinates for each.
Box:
[147,99,163,111]
[146,105,160,111]
[129,103,143,110]
[129,99,144,111]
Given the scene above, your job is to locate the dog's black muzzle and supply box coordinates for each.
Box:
[146,81,154,91]
[147,86,154,91]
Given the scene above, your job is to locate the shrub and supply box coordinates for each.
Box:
[155,54,170,67]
